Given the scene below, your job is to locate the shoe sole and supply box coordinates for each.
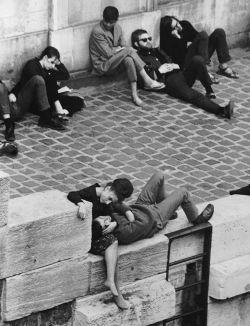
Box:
[227,100,234,119]
[38,123,66,131]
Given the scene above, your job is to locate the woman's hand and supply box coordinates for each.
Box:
[77,201,87,220]
[102,221,117,235]
[126,210,135,222]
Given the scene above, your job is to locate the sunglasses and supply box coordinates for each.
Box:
[139,36,152,43]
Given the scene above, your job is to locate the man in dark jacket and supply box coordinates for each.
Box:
[111,172,214,245]
[131,28,234,119]
[9,46,68,130]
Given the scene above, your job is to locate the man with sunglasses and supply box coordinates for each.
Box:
[131,29,234,119]
[89,6,164,107]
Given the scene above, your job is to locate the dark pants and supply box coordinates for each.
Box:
[184,28,231,68]
[164,56,221,115]
[135,172,198,228]
[0,82,12,117]
[15,75,50,120]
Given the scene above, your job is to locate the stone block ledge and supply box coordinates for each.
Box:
[73,274,175,326]
[209,254,250,300]
[1,190,92,278]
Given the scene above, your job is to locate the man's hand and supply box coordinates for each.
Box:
[114,46,125,53]
[8,93,16,103]
[158,63,179,74]
[102,221,117,235]
[126,210,135,222]
[77,201,87,220]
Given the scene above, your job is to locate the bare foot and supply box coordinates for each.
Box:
[131,95,144,107]
[113,294,130,309]
[104,280,118,296]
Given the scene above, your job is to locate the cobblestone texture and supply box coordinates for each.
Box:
[1,48,250,204]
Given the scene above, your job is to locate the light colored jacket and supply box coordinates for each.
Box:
[89,21,126,74]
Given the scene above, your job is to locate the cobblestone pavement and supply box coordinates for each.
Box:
[1,48,250,204]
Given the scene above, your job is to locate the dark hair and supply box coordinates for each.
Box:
[92,220,103,239]
[103,6,119,23]
[106,178,134,202]
[39,46,60,60]
[160,15,179,35]
[131,29,147,49]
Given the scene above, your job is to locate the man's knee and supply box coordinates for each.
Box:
[212,28,226,39]
[177,187,189,199]
[191,55,205,66]
[0,82,7,96]
[123,56,134,67]
[29,75,46,87]
[198,30,208,40]
[151,171,165,184]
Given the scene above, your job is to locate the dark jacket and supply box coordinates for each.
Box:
[137,47,180,84]
[11,58,70,96]
[160,20,198,68]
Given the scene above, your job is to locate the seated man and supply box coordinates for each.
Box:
[131,29,234,119]
[0,81,15,141]
[112,172,214,245]
[160,16,239,81]
[89,6,164,106]
[8,46,69,131]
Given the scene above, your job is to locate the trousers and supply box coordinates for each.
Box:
[184,28,231,68]
[0,82,12,117]
[135,172,198,229]
[14,75,50,120]
[100,47,145,82]
[164,56,221,115]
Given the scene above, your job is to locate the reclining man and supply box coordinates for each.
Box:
[8,46,69,131]
[131,29,234,119]
[109,171,214,245]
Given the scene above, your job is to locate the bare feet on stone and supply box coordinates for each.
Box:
[113,294,130,310]
[132,95,144,107]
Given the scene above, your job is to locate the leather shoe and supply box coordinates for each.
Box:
[38,116,65,130]
[222,100,234,119]
[193,204,214,225]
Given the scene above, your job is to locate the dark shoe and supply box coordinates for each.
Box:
[4,121,15,142]
[193,204,214,225]
[38,116,66,130]
[229,184,250,196]
[169,212,178,220]
[0,141,18,157]
[222,100,234,119]
[217,67,239,79]
[206,92,216,99]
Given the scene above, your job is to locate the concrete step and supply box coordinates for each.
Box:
[208,292,250,326]
[62,71,127,96]
[74,274,175,326]
[209,254,250,299]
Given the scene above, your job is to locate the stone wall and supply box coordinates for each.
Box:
[1,169,250,325]
[0,0,249,81]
